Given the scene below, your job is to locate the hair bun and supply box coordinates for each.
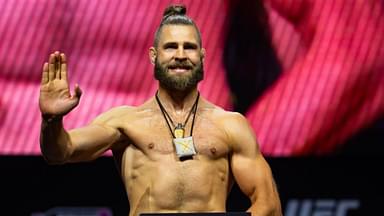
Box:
[163,4,186,18]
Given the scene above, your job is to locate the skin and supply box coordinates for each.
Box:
[39,25,282,216]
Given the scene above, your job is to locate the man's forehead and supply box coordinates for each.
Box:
[158,25,200,45]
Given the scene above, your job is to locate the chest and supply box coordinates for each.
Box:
[120,115,230,160]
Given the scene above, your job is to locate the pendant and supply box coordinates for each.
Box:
[173,136,197,158]
[174,123,185,138]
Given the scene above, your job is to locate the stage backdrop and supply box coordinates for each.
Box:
[1,0,383,156]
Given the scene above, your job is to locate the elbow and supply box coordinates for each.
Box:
[258,204,282,216]
[272,208,283,216]
[267,205,283,216]
[269,200,283,216]
[42,154,67,165]
[249,197,282,216]
[41,152,69,165]
[40,145,72,165]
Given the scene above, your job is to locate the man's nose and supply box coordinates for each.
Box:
[175,47,187,60]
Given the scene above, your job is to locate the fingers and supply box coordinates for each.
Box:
[48,53,56,81]
[41,63,49,84]
[47,51,67,81]
[60,53,68,81]
[54,51,61,79]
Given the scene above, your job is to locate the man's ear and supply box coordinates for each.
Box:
[149,47,156,65]
[201,48,206,63]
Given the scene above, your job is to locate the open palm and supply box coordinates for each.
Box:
[39,52,82,117]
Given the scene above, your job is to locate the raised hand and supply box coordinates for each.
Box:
[39,51,82,118]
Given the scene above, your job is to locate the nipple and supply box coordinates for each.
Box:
[210,147,217,154]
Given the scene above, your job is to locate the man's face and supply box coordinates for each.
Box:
[151,25,205,91]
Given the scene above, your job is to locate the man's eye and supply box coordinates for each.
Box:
[184,45,196,50]
[164,45,177,49]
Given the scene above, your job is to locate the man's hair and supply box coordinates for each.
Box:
[153,4,202,48]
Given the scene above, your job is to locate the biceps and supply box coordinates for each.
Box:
[68,124,121,161]
[231,154,275,199]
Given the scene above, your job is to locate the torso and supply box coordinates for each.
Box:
[107,98,234,216]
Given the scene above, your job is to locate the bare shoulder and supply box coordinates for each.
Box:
[202,99,249,128]
[202,99,259,154]
[90,105,136,125]
[90,97,157,126]
[217,110,252,138]
[200,98,254,141]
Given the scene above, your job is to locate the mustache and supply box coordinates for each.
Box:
[167,61,194,69]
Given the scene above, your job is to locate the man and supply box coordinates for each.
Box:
[39,5,282,216]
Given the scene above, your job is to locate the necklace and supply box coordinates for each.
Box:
[155,91,200,158]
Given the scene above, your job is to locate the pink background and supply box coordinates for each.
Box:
[1,0,383,156]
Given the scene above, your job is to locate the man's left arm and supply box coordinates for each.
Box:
[226,112,282,216]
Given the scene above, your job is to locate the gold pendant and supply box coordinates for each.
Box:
[174,123,184,138]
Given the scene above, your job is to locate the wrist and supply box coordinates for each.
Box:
[41,114,63,123]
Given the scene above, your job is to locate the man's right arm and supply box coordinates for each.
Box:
[39,51,122,164]
[40,116,70,164]
[40,111,122,164]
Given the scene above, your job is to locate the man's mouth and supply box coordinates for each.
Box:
[168,65,192,73]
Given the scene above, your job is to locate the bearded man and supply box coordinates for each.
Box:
[39,4,282,216]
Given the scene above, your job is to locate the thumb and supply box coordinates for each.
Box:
[69,84,82,107]
[72,84,82,100]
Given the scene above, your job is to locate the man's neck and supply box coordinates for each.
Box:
[157,86,199,112]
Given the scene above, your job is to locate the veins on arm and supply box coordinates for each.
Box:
[225,112,282,216]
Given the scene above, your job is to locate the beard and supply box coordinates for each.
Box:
[154,57,204,91]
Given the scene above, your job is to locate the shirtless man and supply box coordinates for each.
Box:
[39,5,282,216]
